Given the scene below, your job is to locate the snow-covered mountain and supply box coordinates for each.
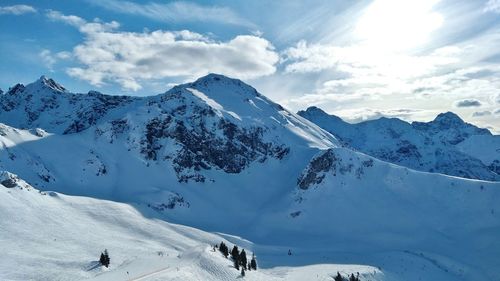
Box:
[1,75,500,281]
[298,106,500,181]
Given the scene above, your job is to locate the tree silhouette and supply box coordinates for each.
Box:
[239,249,247,269]
[250,254,257,270]
[99,249,110,267]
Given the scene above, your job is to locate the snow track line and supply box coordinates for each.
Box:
[127,266,170,281]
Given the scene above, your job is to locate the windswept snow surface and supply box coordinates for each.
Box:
[0,174,382,281]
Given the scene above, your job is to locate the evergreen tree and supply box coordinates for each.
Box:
[250,254,257,270]
[234,258,240,270]
[219,242,229,258]
[104,249,110,267]
[334,272,343,281]
[241,267,245,277]
[99,253,105,265]
[231,245,240,264]
[231,245,239,262]
[100,249,110,267]
[239,249,247,269]
[349,273,357,281]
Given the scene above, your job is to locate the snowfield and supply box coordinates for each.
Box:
[0,174,382,281]
[1,74,500,281]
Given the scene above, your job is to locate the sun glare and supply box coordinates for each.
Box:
[355,0,443,52]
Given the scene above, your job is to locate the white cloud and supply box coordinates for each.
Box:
[87,0,254,27]
[46,11,278,91]
[484,0,500,13]
[454,99,482,108]
[39,49,56,71]
[283,41,458,79]
[46,10,86,27]
[281,29,500,107]
[56,51,72,60]
[472,110,492,117]
[330,108,429,123]
[0,4,36,15]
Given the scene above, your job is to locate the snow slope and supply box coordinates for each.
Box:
[298,106,500,181]
[1,171,383,281]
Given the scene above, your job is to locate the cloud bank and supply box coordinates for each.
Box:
[46,11,278,90]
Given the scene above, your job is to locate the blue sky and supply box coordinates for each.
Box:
[0,0,499,132]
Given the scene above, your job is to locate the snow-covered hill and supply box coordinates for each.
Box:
[1,75,500,281]
[3,170,498,281]
[1,171,383,281]
[298,106,500,181]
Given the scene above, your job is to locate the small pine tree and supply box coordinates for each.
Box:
[240,249,247,269]
[334,272,343,281]
[250,254,257,270]
[241,268,245,277]
[99,253,105,265]
[247,262,251,271]
[349,273,356,281]
[100,249,110,267]
[104,249,110,267]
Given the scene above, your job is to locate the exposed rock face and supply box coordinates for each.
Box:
[297,150,335,189]
[298,149,375,190]
[63,91,137,134]
[0,171,29,189]
[148,193,190,211]
[1,178,17,188]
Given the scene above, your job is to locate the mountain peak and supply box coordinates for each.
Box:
[196,73,237,83]
[433,111,464,124]
[30,75,67,93]
[167,73,265,105]
[298,106,345,124]
[303,106,328,115]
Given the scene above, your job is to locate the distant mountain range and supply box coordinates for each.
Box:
[298,106,500,181]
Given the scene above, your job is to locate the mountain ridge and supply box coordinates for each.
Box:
[298,106,500,181]
[1,75,500,281]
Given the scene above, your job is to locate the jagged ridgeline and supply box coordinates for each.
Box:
[298,106,500,181]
